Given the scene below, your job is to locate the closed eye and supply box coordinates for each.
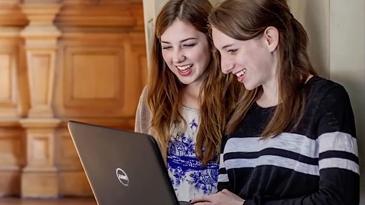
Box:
[227,49,238,54]
[182,43,196,48]
[161,46,172,50]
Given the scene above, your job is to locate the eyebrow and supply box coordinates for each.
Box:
[161,37,198,44]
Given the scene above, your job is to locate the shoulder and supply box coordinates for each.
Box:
[135,86,152,133]
[140,86,149,101]
[305,76,356,137]
[137,85,151,112]
[305,76,351,107]
[136,86,150,109]
[306,76,348,98]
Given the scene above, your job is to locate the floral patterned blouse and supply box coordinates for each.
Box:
[167,106,218,202]
[134,87,218,202]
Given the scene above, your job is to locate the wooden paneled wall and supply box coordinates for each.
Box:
[0,0,146,198]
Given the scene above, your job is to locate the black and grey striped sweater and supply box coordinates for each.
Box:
[218,76,359,205]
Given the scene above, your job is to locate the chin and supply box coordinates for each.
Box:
[178,78,194,85]
[243,83,256,91]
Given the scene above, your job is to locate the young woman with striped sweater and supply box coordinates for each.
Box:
[192,0,359,204]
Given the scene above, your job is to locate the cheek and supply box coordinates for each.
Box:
[192,46,210,66]
[161,51,176,73]
[221,54,236,67]
[161,51,171,65]
[220,55,229,68]
[252,50,272,71]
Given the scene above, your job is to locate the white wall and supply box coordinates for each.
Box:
[288,0,330,77]
[329,1,365,203]
[142,0,169,67]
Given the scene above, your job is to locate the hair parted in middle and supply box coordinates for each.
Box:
[147,0,241,164]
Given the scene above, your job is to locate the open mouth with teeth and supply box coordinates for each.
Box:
[176,64,193,76]
[235,68,247,82]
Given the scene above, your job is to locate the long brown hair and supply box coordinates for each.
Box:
[148,0,241,163]
[209,0,317,137]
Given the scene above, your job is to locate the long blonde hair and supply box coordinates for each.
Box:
[209,0,317,137]
[148,0,241,163]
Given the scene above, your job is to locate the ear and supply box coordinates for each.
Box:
[263,26,279,52]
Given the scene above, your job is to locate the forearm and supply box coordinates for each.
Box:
[244,173,359,205]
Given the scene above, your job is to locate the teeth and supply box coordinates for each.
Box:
[236,68,246,77]
[176,64,192,71]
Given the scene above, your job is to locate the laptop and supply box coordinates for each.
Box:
[68,121,191,205]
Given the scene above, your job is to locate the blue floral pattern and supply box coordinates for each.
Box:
[167,107,218,202]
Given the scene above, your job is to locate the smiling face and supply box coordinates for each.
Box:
[160,19,211,87]
[212,27,277,91]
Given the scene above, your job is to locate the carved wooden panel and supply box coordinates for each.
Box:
[56,1,143,28]
[0,54,12,102]
[0,0,146,197]
[55,32,146,120]
[0,126,24,196]
[55,127,92,196]
[64,47,124,111]
[28,135,52,167]
[57,128,82,169]
[59,171,92,196]
[71,53,118,99]
[58,45,124,117]
[0,136,21,166]
[0,0,21,3]
[0,1,28,27]
[0,127,24,168]
[0,171,21,196]
[0,33,29,118]
[122,34,147,117]
[29,54,51,105]
[0,49,18,117]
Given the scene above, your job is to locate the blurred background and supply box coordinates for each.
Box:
[0,0,364,204]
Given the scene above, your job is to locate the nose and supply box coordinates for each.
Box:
[221,58,234,74]
[172,48,186,63]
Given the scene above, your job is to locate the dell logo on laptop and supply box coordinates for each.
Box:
[116,168,129,187]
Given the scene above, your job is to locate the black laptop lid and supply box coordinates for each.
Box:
[68,121,179,205]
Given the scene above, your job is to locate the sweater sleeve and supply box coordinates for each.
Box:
[245,85,360,205]
[134,86,152,134]
[218,136,234,191]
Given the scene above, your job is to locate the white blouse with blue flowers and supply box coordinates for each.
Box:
[134,88,218,202]
[167,106,218,202]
